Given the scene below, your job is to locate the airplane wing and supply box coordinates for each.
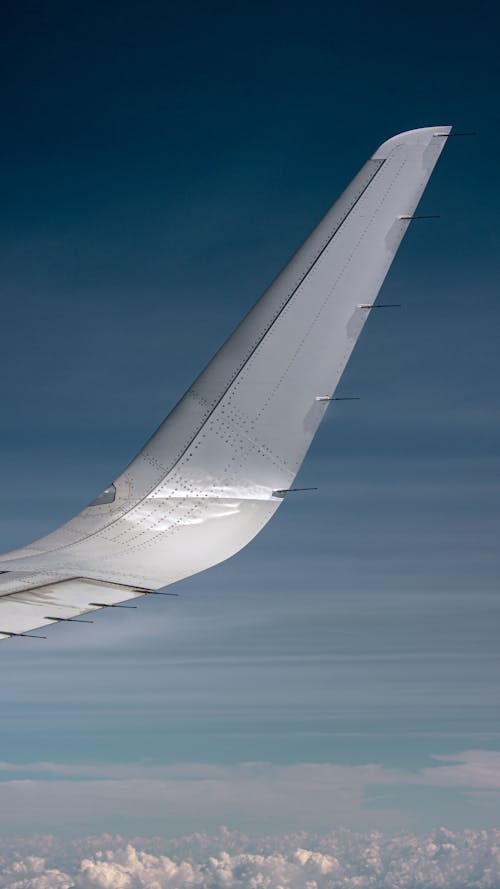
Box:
[0,126,451,640]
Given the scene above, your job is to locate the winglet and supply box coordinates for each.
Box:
[372,126,453,159]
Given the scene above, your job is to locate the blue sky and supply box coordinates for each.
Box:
[0,0,498,844]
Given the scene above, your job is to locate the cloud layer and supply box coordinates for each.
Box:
[0,752,499,835]
[0,828,499,889]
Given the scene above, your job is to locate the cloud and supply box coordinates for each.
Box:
[0,761,400,834]
[0,829,500,889]
[0,752,499,834]
[0,856,72,889]
[423,751,500,789]
[1,749,499,786]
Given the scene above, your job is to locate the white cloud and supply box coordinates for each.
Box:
[0,856,72,889]
[0,752,499,834]
[423,751,500,789]
[0,829,500,889]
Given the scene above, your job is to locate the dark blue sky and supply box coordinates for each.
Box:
[0,0,498,837]
[0,0,497,541]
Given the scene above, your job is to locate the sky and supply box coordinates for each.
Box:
[0,0,499,880]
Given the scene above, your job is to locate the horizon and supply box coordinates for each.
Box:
[0,1,498,886]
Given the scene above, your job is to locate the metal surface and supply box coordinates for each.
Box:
[0,126,452,640]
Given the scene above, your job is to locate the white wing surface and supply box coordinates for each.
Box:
[0,126,451,640]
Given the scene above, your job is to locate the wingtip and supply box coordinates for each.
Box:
[372,126,453,159]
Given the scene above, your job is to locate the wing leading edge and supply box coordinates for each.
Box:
[0,126,452,639]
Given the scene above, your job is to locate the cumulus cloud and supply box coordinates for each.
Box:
[0,829,500,889]
[0,856,72,889]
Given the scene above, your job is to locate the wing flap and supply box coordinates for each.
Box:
[0,578,145,640]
